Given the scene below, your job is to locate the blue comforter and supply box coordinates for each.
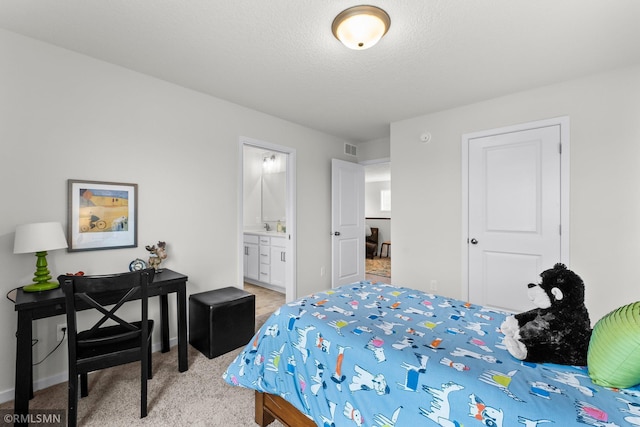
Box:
[223,281,640,426]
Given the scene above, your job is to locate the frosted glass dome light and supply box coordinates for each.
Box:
[332,5,391,50]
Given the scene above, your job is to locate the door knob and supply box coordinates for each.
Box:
[470,238,478,245]
[333,231,341,236]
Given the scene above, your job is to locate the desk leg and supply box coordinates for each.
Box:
[177,284,188,372]
[15,311,32,425]
[160,294,170,353]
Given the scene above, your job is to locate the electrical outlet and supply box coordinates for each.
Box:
[56,323,67,341]
[320,266,325,277]
[430,280,438,291]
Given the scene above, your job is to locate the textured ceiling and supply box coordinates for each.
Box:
[1,1,639,143]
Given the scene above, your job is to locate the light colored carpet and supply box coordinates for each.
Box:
[0,314,285,426]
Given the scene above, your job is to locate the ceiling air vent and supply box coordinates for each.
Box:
[344,143,357,156]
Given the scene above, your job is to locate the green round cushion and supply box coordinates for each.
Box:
[587,301,640,388]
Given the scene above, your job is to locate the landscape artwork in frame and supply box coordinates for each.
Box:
[67,180,138,251]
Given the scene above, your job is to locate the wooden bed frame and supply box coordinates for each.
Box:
[255,391,316,427]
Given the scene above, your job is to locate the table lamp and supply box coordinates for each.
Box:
[14,222,68,292]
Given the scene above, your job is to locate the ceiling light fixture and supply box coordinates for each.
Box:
[332,5,390,50]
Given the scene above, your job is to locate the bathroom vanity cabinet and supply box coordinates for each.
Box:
[244,232,286,291]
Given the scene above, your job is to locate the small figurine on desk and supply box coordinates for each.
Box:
[146,241,167,272]
[65,271,85,276]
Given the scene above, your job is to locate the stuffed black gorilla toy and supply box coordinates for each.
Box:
[500,263,592,365]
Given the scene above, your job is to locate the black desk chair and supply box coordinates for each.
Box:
[59,268,155,426]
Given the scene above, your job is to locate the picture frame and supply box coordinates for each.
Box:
[67,179,138,251]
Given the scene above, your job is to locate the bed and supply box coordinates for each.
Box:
[223,281,640,426]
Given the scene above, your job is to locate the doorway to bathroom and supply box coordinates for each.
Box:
[239,137,296,302]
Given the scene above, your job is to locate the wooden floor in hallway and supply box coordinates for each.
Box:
[244,282,286,316]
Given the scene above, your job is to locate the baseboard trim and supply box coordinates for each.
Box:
[243,279,285,294]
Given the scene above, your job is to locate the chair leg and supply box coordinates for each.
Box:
[148,342,153,379]
[80,373,88,397]
[68,372,78,427]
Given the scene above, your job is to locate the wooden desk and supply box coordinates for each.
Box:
[13,269,189,422]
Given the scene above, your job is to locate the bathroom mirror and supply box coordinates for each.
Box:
[262,168,286,222]
[243,146,287,228]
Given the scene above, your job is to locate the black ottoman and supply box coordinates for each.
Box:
[189,287,255,358]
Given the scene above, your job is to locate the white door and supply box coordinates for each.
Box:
[331,159,365,288]
[467,123,564,312]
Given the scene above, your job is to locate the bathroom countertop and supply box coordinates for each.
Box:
[243,230,287,237]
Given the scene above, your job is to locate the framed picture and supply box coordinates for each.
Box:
[67,179,138,251]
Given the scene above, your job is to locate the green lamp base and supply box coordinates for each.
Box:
[23,282,60,292]
[22,250,61,292]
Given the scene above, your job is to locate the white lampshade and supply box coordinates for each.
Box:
[14,222,68,254]
[332,5,391,50]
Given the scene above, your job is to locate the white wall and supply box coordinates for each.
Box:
[391,63,640,325]
[365,181,391,219]
[358,137,390,162]
[0,29,351,400]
